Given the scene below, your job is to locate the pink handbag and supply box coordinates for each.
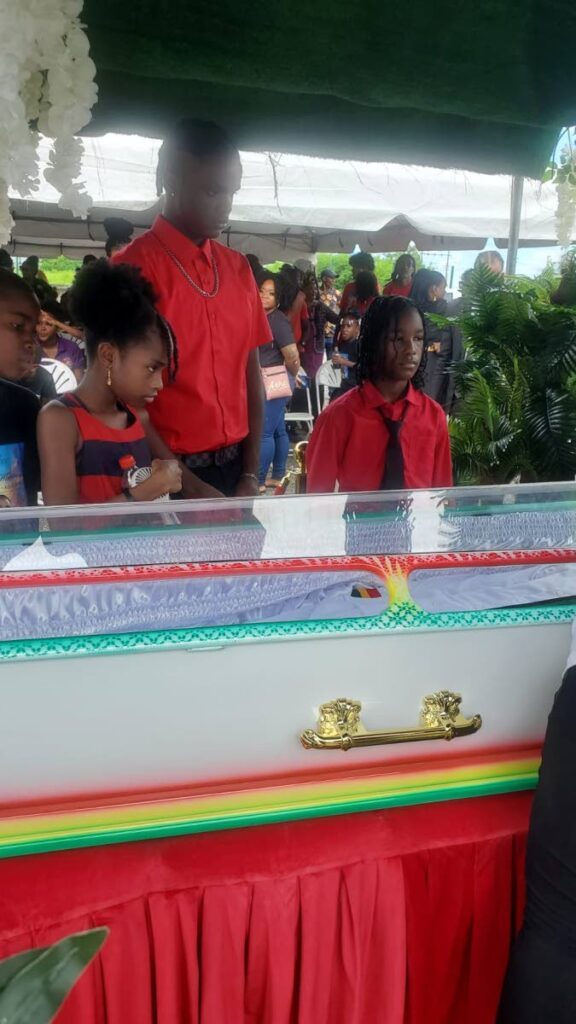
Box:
[261,364,292,400]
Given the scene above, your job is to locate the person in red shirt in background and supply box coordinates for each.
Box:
[307,296,452,494]
[339,251,379,313]
[382,254,416,297]
[340,270,379,317]
[113,119,272,498]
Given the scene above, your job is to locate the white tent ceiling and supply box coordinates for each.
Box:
[6,135,565,261]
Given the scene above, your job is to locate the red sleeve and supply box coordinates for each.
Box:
[382,281,394,295]
[432,412,453,487]
[111,240,145,272]
[234,258,273,349]
[307,405,345,493]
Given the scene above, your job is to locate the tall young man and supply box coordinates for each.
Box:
[114,120,271,498]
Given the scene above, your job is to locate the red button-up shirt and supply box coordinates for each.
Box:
[113,216,272,454]
[307,381,453,493]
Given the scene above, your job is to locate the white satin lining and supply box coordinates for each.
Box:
[0,571,388,642]
[1,562,576,643]
[410,563,576,613]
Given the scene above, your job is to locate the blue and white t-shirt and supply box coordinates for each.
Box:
[0,379,40,507]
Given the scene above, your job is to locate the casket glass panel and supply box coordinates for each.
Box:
[1,483,576,646]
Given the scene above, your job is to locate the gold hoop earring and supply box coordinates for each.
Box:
[107,367,112,386]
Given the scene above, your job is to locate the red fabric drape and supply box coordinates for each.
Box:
[0,793,530,1024]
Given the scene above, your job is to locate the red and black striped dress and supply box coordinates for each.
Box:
[61,394,151,503]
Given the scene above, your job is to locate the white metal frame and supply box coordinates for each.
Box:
[285,385,315,434]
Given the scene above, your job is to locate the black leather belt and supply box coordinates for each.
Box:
[183,443,241,469]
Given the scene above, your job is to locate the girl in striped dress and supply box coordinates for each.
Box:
[38,260,183,505]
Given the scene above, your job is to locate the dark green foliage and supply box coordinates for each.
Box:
[0,928,108,1023]
[445,265,576,484]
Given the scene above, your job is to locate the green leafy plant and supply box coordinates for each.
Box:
[0,928,107,1023]
[39,255,80,288]
[266,251,425,288]
[445,264,576,484]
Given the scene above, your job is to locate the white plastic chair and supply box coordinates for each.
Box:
[285,384,315,434]
[40,358,77,395]
[315,360,342,413]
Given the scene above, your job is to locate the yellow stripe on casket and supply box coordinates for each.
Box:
[0,756,540,858]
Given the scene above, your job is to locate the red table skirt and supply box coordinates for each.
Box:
[0,793,531,1024]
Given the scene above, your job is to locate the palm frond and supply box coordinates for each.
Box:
[456,370,500,433]
[537,310,576,380]
[524,388,576,479]
[449,263,576,483]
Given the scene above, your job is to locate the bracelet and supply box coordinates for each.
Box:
[122,487,135,501]
[240,473,259,483]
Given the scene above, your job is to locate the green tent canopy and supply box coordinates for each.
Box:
[84,0,575,177]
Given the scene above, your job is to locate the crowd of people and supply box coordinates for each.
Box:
[0,117,506,510]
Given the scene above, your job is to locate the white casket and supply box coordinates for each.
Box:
[0,482,575,858]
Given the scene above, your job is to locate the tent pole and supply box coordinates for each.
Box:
[506,175,524,274]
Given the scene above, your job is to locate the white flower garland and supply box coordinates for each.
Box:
[0,0,97,245]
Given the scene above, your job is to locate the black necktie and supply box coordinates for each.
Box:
[380,413,405,490]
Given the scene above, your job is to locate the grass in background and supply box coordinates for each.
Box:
[43,270,76,287]
[39,255,80,289]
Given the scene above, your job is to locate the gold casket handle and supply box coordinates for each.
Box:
[300,691,482,751]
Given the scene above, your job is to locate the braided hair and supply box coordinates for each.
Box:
[391,254,416,281]
[70,259,178,378]
[356,296,427,391]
